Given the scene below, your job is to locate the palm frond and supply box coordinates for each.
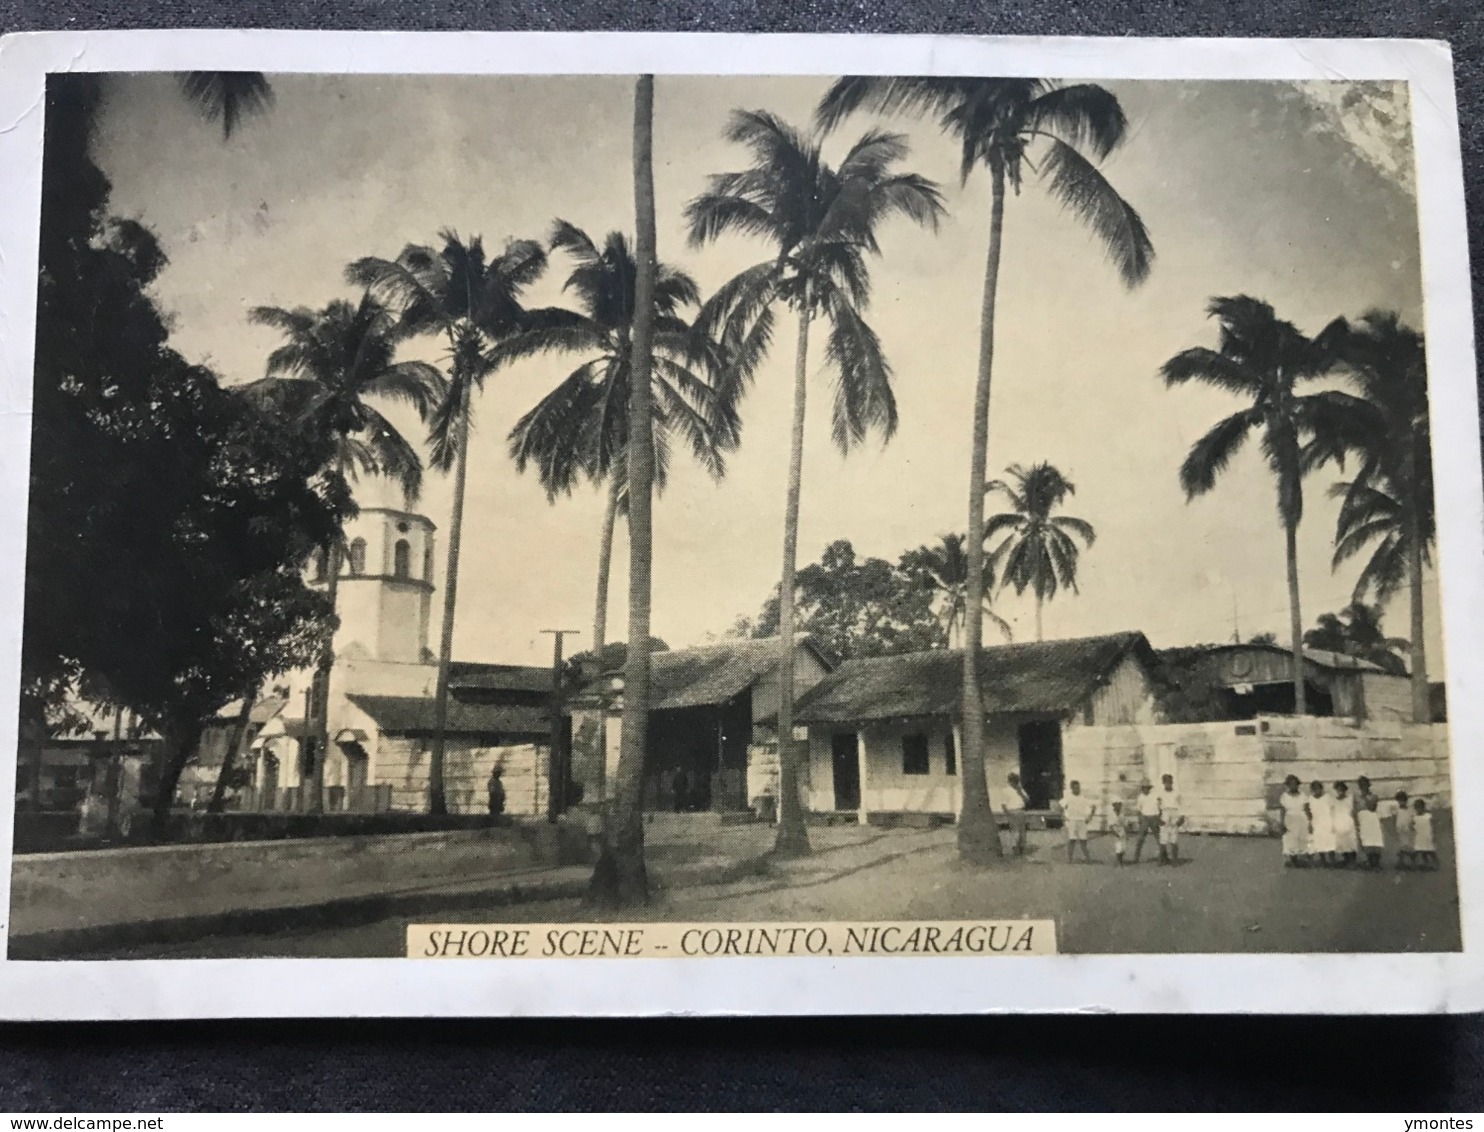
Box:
[1040,138,1154,287]
[178,72,274,140]
[820,287,896,451]
[1179,408,1260,498]
[1024,83,1128,159]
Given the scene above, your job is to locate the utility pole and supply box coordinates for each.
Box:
[541,629,580,823]
[302,685,315,813]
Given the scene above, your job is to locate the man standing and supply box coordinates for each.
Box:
[1158,773,1185,864]
[1133,778,1161,863]
[1002,772,1030,856]
[487,765,506,817]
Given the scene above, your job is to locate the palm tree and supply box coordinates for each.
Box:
[983,463,1096,641]
[686,109,945,858]
[899,534,1012,647]
[178,73,275,139]
[1162,295,1351,717]
[1303,602,1410,676]
[1313,312,1434,721]
[817,78,1154,865]
[589,75,660,907]
[348,232,555,813]
[504,220,741,805]
[246,293,446,809]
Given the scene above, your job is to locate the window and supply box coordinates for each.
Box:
[901,733,930,776]
[1082,702,1096,726]
[348,538,367,576]
[393,538,411,579]
[944,732,957,775]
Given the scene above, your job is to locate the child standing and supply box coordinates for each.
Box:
[1107,799,1129,866]
[1412,798,1438,870]
[1307,780,1336,867]
[1158,773,1184,864]
[1357,794,1385,870]
[1061,780,1094,863]
[1278,775,1309,868]
[1134,779,1161,863]
[1393,790,1414,868]
[1332,781,1359,867]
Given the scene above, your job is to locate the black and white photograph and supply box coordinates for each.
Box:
[0,33,1479,1015]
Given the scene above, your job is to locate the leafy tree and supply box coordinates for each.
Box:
[686,109,944,858]
[741,540,946,661]
[245,294,446,809]
[817,78,1153,865]
[590,75,661,907]
[25,75,348,834]
[1311,312,1434,721]
[899,534,1012,647]
[505,220,740,805]
[1247,631,1280,647]
[1162,296,1352,717]
[984,462,1096,641]
[1303,602,1410,676]
[349,232,560,813]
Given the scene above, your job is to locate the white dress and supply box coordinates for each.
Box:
[1413,813,1436,853]
[1332,795,1360,854]
[1308,794,1336,854]
[1279,791,1309,856]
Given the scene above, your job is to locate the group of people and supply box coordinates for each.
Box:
[1277,774,1438,870]
[999,771,1186,865]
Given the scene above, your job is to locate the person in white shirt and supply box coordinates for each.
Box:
[1060,780,1095,863]
[1331,781,1359,867]
[1001,772,1030,857]
[1306,780,1336,867]
[1357,794,1385,870]
[1278,774,1309,868]
[1106,799,1130,866]
[1393,791,1415,869]
[1158,773,1184,864]
[1133,779,1162,863]
[1411,798,1438,869]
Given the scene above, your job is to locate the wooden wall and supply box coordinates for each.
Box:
[1065,715,1453,835]
[374,736,549,816]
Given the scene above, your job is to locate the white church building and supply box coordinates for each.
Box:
[240,479,558,817]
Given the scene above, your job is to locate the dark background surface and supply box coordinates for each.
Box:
[0,0,1482,1112]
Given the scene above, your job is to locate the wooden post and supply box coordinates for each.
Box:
[856,729,870,826]
[542,629,580,823]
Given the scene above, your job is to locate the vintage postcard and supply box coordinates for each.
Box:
[0,31,1479,1018]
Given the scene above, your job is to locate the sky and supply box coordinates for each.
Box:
[88,73,1443,670]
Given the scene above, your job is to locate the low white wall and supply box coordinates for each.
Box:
[9,825,548,938]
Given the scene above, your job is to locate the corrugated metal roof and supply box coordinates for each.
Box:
[1204,643,1388,674]
[793,632,1154,724]
[347,694,549,737]
[448,662,552,693]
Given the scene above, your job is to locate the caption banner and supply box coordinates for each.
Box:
[407,920,1057,959]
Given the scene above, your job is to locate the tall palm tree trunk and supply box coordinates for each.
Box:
[591,472,622,805]
[591,73,657,907]
[429,399,471,815]
[959,165,1006,864]
[1284,519,1307,716]
[309,534,342,812]
[1408,515,1430,723]
[1034,594,1044,642]
[773,305,814,858]
[208,682,258,813]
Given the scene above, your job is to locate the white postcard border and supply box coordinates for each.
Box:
[0,30,1477,1017]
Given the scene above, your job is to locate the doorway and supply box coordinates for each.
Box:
[831,731,861,811]
[1017,720,1063,809]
